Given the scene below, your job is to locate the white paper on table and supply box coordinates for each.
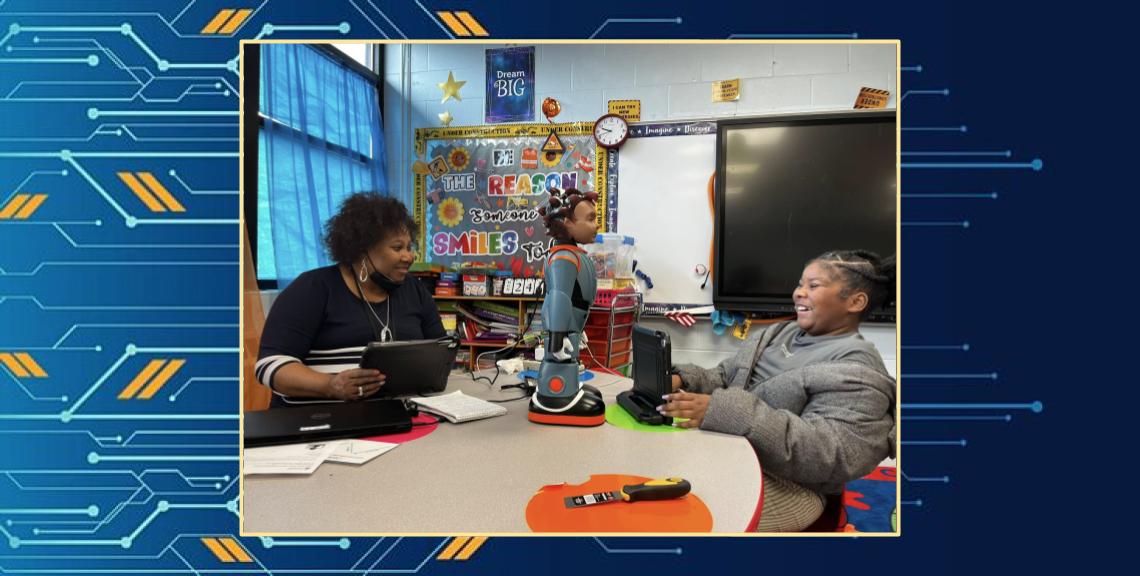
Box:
[325,439,398,465]
[243,441,338,475]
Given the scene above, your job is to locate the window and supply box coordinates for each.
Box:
[256,44,386,285]
[330,43,372,69]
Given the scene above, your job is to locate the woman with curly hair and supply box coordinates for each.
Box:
[255,193,444,407]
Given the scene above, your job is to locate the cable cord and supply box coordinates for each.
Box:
[466,302,539,389]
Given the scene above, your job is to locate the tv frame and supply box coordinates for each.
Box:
[712,110,897,322]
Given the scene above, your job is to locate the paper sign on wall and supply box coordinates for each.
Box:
[428,156,450,178]
[711,79,740,102]
[541,131,564,153]
[854,87,891,109]
[486,46,536,123]
[607,99,641,122]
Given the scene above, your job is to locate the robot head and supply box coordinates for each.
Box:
[537,187,598,245]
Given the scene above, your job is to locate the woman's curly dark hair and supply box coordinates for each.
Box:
[323,193,418,264]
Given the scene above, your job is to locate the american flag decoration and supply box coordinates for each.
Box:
[662,305,715,329]
[665,311,697,328]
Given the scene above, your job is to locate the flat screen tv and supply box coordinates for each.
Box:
[713,111,897,322]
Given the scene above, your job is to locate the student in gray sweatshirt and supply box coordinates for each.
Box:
[664,250,896,532]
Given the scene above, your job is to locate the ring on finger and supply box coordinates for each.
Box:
[357,385,363,397]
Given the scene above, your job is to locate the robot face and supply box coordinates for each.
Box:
[564,200,598,244]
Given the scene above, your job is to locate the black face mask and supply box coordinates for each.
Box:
[365,255,405,293]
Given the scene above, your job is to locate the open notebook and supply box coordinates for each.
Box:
[410,391,507,423]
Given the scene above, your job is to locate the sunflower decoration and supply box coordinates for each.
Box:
[437,197,464,228]
[448,146,470,171]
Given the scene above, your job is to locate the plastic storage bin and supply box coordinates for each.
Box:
[587,310,635,328]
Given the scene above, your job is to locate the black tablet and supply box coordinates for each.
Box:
[631,325,672,401]
[618,325,673,425]
[359,336,460,397]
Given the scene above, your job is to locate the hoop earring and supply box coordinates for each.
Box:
[359,260,368,283]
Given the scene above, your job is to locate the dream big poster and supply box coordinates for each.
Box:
[486,46,535,123]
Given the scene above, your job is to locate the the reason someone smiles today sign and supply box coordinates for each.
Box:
[486,46,535,123]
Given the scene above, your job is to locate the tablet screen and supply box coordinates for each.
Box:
[631,326,671,400]
[358,337,459,396]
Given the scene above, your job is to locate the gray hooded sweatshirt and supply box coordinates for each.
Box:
[674,321,896,496]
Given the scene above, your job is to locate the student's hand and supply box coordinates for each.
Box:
[658,391,710,429]
[327,369,385,400]
[670,374,683,392]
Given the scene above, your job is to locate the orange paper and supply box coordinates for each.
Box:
[525,473,713,532]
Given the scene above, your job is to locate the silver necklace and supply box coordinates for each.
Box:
[366,297,393,343]
[353,265,393,343]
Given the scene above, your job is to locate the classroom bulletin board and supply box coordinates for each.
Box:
[413,122,606,277]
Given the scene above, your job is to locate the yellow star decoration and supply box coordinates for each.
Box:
[438,110,454,127]
[438,71,466,104]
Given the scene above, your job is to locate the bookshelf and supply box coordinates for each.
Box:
[434,295,543,371]
[434,292,644,374]
[434,295,542,303]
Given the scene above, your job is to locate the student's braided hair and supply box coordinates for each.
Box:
[811,250,896,318]
[536,187,598,242]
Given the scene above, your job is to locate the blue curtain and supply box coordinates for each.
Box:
[258,44,387,287]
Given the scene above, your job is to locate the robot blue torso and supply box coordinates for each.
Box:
[537,244,596,398]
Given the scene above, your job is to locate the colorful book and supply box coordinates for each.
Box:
[454,305,491,329]
[440,313,457,332]
[459,321,479,341]
[472,308,517,324]
[486,322,520,333]
[473,300,518,317]
[410,262,446,273]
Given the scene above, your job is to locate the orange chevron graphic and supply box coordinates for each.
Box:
[0,194,48,219]
[0,352,48,378]
[200,537,254,562]
[436,11,489,37]
[118,172,185,212]
[437,536,488,561]
[118,359,186,400]
[201,9,253,34]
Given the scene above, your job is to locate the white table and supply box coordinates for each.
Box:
[242,371,762,533]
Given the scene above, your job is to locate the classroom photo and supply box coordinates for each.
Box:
[239,40,899,535]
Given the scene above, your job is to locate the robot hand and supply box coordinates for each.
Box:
[549,332,574,361]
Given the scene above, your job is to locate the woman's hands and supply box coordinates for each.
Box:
[327,369,385,400]
[658,390,710,429]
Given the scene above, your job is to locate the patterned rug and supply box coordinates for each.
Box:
[844,466,897,532]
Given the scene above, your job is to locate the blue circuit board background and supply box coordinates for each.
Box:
[1,0,1110,574]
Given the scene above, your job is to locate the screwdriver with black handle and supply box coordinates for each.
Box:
[564,478,691,508]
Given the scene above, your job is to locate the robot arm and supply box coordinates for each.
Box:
[542,252,580,360]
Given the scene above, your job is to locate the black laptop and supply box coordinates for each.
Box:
[618,325,673,426]
[244,399,413,447]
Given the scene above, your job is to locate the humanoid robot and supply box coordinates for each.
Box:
[529,187,605,426]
